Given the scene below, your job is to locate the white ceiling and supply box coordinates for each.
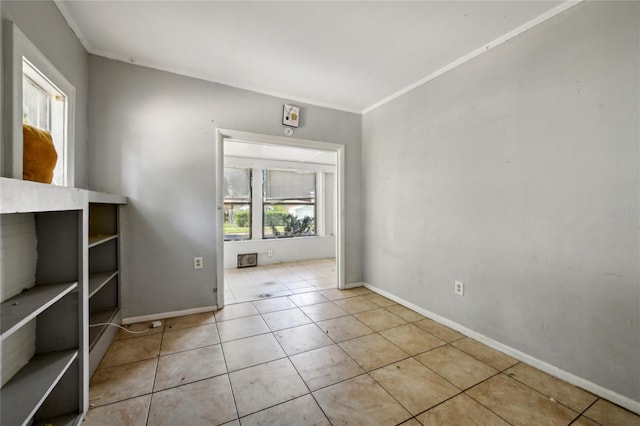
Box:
[56,1,569,113]
[225,140,336,166]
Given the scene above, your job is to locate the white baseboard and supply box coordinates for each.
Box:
[343,281,366,289]
[123,305,218,325]
[364,282,640,415]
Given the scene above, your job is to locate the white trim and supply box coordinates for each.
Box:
[344,281,366,289]
[361,0,584,114]
[364,282,640,415]
[122,305,218,325]
[224,156,336,173]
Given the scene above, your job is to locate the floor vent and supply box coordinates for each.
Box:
[237,253,258,268]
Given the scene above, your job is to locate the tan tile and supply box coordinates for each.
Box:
[451,338,518,370]
[84,394,151,425]
[417,393,509,426]
[349,286,374,296]
[318,288,359,301]
[274,323,334,356]
[165,312,215,330]
[353,308,407,331]
[98,334,162,368]
[371,358,459,415]
[154,344,226,391]
[379,324,445,355]
[89,359,157,407]
[361,293,396,307]
[334,296,380,314]
[505,363,597,412]
[300,301,348,322]
[414,318,465,342]
[160,323,220,354]
[384,304,425,322]
[214,302,259,321]
[316,316,373,342]
[339,333,409,371]
[466,374,578,426]
[572,417,601,426]
[288,291,329,306]
[261,307,312,331]
[415,345,498,390]
[229,358,308,417]
[115,321,164,340]
[313,375,411,425]
[253,296,297,313]
[222,333,285,371]
[240,394,330,426]
[216,315,269,342]
[399,419,421,426]
[292,286,323,294]
[148,375,237,426]
[290,345,364,391]
[285,280,316,290]
[584,399,640,426]
[222,421,240,426]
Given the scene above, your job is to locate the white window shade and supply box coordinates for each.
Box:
[224,168,251,199]
[264,170,315,201]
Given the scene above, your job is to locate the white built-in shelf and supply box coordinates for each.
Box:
[89,271,118,299]
[88,234,118,248]
[89,308,120,348]
[0,282,78,340]
[0,350,78,426]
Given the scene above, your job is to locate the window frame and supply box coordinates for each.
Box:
[3,21,76,186]
[223,167,252,242]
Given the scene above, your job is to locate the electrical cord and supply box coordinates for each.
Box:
[88,322,151,334]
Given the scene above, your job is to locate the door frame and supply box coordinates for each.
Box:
[215,128,346,309]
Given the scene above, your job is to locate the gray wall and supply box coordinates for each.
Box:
[88,56,362,318]
[2,0,89,188]
[363,1,639,402]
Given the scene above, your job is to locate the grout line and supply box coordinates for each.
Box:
[214,316,241,423]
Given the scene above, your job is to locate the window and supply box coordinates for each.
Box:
[263,170,316,238]
[224,168,252,241]
[22,58,68,186]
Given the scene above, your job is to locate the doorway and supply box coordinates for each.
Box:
[215,129,345,308]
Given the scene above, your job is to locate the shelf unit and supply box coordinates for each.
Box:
[87,192,126,377]
[1,179,85,426]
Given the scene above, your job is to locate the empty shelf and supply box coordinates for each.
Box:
[89,308,120,348]
[88,271,118,299]
[88,234,117,248]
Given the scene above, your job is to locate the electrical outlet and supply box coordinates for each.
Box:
[454,280,464,296]
[194,256,203,269]
[267,250,273,257]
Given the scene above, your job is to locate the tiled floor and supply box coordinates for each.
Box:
[86,261,640,426]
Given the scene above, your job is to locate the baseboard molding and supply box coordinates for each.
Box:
[364,282,640,415]
[123,305,218,325]
[344,281,366,289]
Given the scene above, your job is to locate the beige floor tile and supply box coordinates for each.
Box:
[290,344,365,391]
[214,302,259,321]
[414,318,465,342]
[148,375,237,426]
[216,315,269,342]
[313,374,411,426]
[353,308,407,331]
[415,345,498,390]
[273,323,334,356]
[316,316,373,342]
[379,324,445,355]
[334,296,380,314]
[84,394,151,426]
[115,321,164,341]
[284,280,316,290]
[451,338,518,371]
[288,291,329,306]
[293,286,323,294]
[98,334,162,368]
[89,359,157,407]
[318,288,359,301]
[154,344,226,391]
[349,287,374,296]
[222,333,285,371]
[165,312,215,330]
[584,399,640,426]
[253,296,297,313]
[261,307,312,331]
[229,358,308,417]
[361,293,396,307]
[572,417,601,426]
[371,358,460,415]
[221,421,240,426]
[339,333,409,371]
[384,304,425,322]
[417,394,509,426]
[301,301,349,322]
[505,363,597,412]
[240,394,330,426]
[399,419,421,426]
[160,323,220,354]
[466,374,579,426]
